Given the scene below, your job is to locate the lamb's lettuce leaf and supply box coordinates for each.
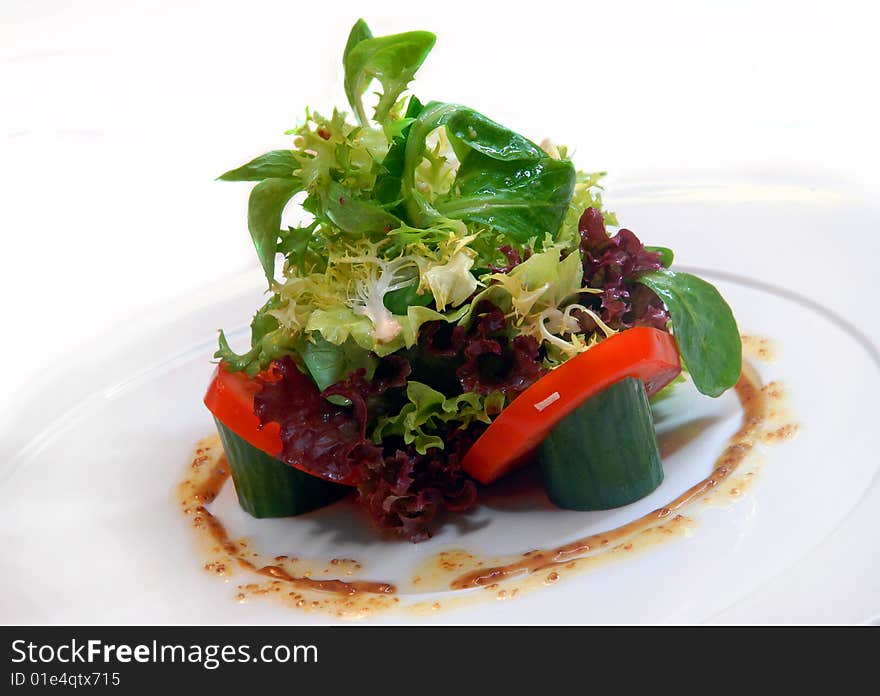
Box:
[297,333,377,392]
[401,101,574,243]
[218,150,299,181]
[343,19,435,125]
[213,20,639,381]
[645,246,674,268]
[317,181,400,237]
[635,269,741,397]
[246,177,303,284]
[438,152,575,243]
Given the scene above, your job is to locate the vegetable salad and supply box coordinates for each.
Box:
[205,19,741,540]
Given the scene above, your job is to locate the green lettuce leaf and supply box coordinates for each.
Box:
[373,95,425,208]
[213,296,296,376]
[343,20,435,125]
[439,153,575,244]
[218,150,299,181]
[305,307,379,352]
[635,269,741,397]
[401,101,575,243]
[397,304,469,347]
[645,245,674,268]
[303,302,467,358]
[297,333,377,392]
[372,381,505,454]
[318,181,400,237]
[247,177,303,284]
[555,169,617,250]
[442,107,544,161]
[383,279,432,315]
[461,245,583,327]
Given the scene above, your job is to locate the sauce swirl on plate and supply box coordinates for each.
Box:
[180,339,797,618]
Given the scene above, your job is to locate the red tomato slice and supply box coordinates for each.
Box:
[461,327,682,485]
[203,365,357,486]
[204,364,283,456]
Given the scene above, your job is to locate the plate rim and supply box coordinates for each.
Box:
[3,267,879,624]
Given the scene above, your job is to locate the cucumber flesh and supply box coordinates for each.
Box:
[538,377,663,511]
[214,417,349,518]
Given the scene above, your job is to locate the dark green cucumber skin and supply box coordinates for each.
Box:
[213,417,348,518]
[538,377,663,511]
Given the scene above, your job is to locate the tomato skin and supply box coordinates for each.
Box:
[204,365,358,486]
[203,364,282,456]
[461,327,682,485]
[206,328,680,489]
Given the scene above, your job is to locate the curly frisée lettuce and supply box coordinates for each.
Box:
[209,18,742,540]
[372,382,505,455]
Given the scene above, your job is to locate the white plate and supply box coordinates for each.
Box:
[3,3,878,625]
[1,262,877,625]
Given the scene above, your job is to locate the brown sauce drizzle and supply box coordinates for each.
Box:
[178,442,395,597]
[448,362,778,589]
[181,338,797,617]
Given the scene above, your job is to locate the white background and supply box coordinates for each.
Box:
[1,0,877,401]
[1,1,879,621]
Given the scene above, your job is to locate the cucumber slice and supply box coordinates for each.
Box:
[213,417,349,518]
[538,377,663,511]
